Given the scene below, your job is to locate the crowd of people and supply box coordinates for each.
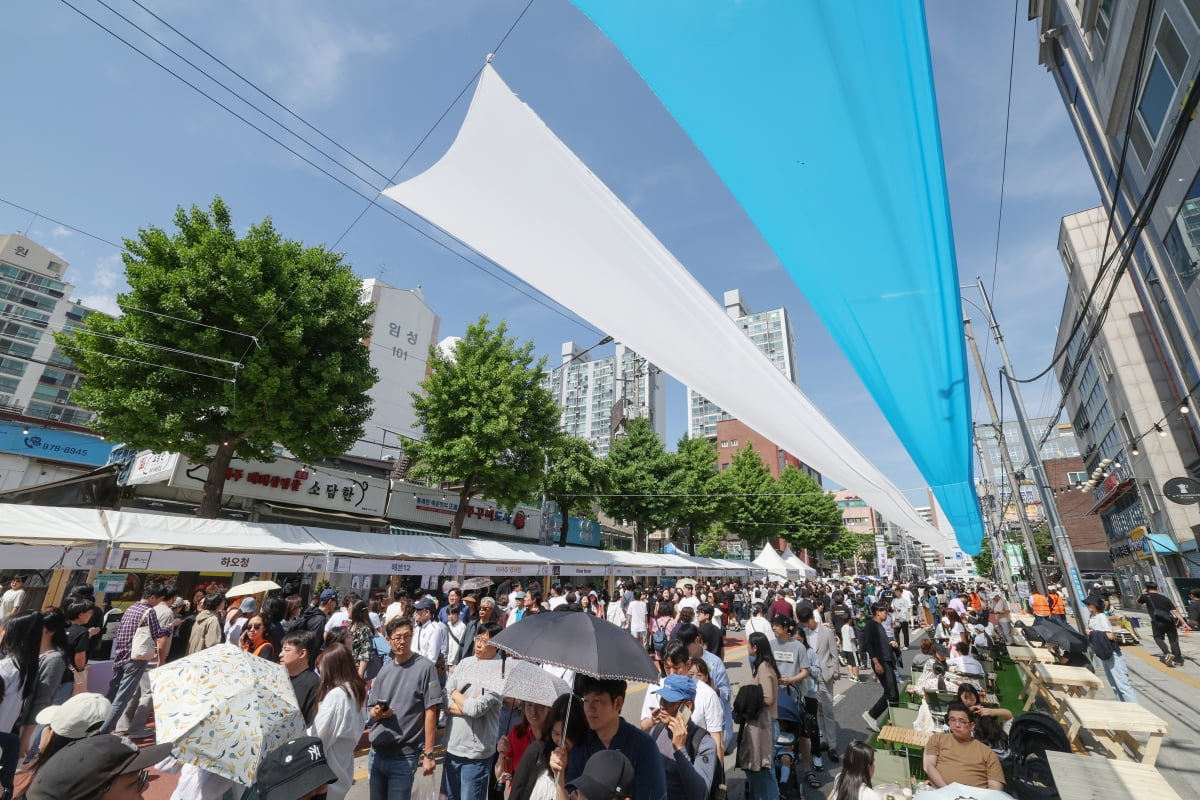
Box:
[0,569,1191,800]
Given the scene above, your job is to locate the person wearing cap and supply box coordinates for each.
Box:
[1047,586,1068,627]
[412,597,448,682]
[506,591,529,628]
[26,733,171,800]
[254,735,338,800]
[567,750,636,800]
[640,641,724,757]
[646,674,716,800]
[14,693,111,791]
[990,590,1012,644]
[287,590,340,646]
[567,677,665,800]
[225,596,259,646]
[100,582,171,735]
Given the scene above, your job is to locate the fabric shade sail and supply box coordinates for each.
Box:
[567,2,982,554]
[383,65,954,553]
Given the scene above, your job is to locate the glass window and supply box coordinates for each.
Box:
[1135,15,1188,142]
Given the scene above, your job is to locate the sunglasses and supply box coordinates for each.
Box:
[246,623,264,630]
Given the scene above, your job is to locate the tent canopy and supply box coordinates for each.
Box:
[779,544,817,577]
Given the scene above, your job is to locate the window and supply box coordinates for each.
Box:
[1130,15,1189,165]
[1068,471,1088,485]
[1095,0,1116,45]
[1142,481,1161,514]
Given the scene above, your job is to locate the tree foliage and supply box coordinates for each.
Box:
[823,531,874,573]
[407,316,560,538]
[973,537,994,579]
[777,466,841,553]
[543,434,609,547]
[598,417,674,552]
[717,442,784,548]
[666,436,728,555]
[57,197,376,518]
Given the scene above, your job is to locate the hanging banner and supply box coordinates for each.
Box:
[463,561,543,577]
[330,557,455,577]
[549,563,611,578]
[107,548,328,574]
[0,544,98,571]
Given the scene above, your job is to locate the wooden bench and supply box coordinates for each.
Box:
[1024,663,1102,717]
[1046,750,1181,800]
[876,725,931,750]
[1060,697,1170,765]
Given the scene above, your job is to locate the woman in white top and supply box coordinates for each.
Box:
[308,644,367,800]
[829,740,883,800]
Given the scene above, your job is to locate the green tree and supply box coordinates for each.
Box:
[407,316,560,538]
[598,417,674,552]
[666,435,728,555]
[718,442,785,548]
[777,466,841,553]
[823,530,874,574]
[543,434,609,547]
[56,198,376,518]
[973,537,994,579]
[695,523,727,557]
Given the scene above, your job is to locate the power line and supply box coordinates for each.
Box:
[0,196,124,250]
[59,0,598,338]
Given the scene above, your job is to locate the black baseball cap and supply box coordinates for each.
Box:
[27,735,172,800]
[256,736,337,799]
[566,750,634,800]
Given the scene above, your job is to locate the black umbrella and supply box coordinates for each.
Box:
[489,610,660,683]
[1030,619,1087,653]
[913,581,933,589]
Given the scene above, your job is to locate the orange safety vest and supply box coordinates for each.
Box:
[1049,594,1066,616]
[1030,593,1051,616]
[969,592,983,611]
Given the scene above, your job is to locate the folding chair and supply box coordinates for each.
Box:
[872,748,911,785]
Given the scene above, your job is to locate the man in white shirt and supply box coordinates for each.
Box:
[412,597,447,669]
[948,641,985,677]
[383,588,411,624]
[325,593,359,633]
[677,584,701,615]
[627,591,648,645]
[891,588,913,648]
[547,583,568,610]
[0,575,28,621]
[505,591,529,627]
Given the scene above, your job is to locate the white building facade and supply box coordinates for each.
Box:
[349,280,440,460]
[543,341,665,456]
[687,289,798,440]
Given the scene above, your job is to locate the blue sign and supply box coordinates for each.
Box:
[554,514,602,548]
[0,421,111,467]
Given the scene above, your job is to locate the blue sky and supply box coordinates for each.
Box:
[3,1,1099,507]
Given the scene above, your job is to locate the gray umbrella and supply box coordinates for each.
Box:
[489,610,659,683]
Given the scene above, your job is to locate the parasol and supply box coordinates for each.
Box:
[489,611,658,683]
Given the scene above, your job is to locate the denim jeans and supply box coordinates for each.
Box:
[370,750,420,800]
[101,660,149,734]
[746,767,780,800]
[1100,653,1138,703]
[442,753,490,800]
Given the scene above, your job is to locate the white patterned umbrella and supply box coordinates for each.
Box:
[149,644,305,785]
[501,659,571,707]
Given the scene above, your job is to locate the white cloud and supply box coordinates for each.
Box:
[51,225,72,238]
[75,253,124,316]
[78,293,121,317]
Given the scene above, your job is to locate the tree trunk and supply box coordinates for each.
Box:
[633,522,644,553]
[448,477,476,539]
[686,526,696,556]
[557,501,571,547]
[198,436,238,519]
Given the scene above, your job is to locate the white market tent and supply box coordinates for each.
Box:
[0,504,766,581]
[780,544,817,578]
[752,544,799,581]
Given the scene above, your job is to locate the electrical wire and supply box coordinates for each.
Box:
[0,196,124,250]
[58,0,598,338]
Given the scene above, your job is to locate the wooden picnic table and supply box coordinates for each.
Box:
[876,725,931,750]
[1059,697,1170,765]
[1007,645,1057,664]
[1046,751,1181,800]
[1024,663,1103,716]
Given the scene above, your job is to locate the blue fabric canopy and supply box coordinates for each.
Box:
[570,0,983,554]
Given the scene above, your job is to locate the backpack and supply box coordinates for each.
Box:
[732,682,764,724]
[365,635,389,680]
[1008,711,1072,800]
[652,619,671,654]
[650,722,725,800]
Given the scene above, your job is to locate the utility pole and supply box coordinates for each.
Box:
[972,438,1016,591]
[972,279,1091,631]
[964,316,1047,595]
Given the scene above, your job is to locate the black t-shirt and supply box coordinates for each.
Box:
[1187,599,1200,624]
[66,624,90,666]
[698,621,724,659]
[290,668,321,726]
[1139,592,1177,627]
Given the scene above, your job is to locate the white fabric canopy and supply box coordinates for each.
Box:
[752,544,797,581]
[104,510,326,553]
[0,506,108,546]
[779,544,817,577]
[382,65,953,555]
